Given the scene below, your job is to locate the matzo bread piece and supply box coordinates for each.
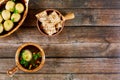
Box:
[55,22,63,31]
[36,11,48,22]
[48,11,61,25]
[42,22,57,35]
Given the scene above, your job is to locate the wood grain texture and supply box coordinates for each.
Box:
[0,43,120,58]
[1,27,120,43]
[26,0,120,26]
[1,74,120,80]
[2,58,120,74]
[23,9,120,26]
[0,0,120,79]
[29,0,120,9]
[0,27,120,58]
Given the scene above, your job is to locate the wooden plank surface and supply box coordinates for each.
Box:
[23,9,120,26]
[0,0,120,79]
[24,0,120,26]
[1,27,120,43]
[1,58,120,74]
[29,0,120,9]
[0,27,120,58]
[0,43,120,58]
[1,74,120,80]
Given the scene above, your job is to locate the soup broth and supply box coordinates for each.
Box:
[19,45,42,70]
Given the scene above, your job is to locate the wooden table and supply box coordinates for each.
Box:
[0,0,120,80]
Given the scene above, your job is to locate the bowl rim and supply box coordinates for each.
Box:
[15,42,45,72]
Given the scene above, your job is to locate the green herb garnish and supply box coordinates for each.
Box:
[20,59,29,67]
[33,52,41,60]
[14,9,18,13]
[11,18,14,22]
[33,54,38,60]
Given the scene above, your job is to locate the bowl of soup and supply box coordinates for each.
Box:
[7,42,45,77]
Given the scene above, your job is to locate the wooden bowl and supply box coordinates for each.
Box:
[36,9,75,36]
[7,42,45,77]
[0,0,29,38]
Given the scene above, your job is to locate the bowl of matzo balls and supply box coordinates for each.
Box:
[0,0,29,38]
